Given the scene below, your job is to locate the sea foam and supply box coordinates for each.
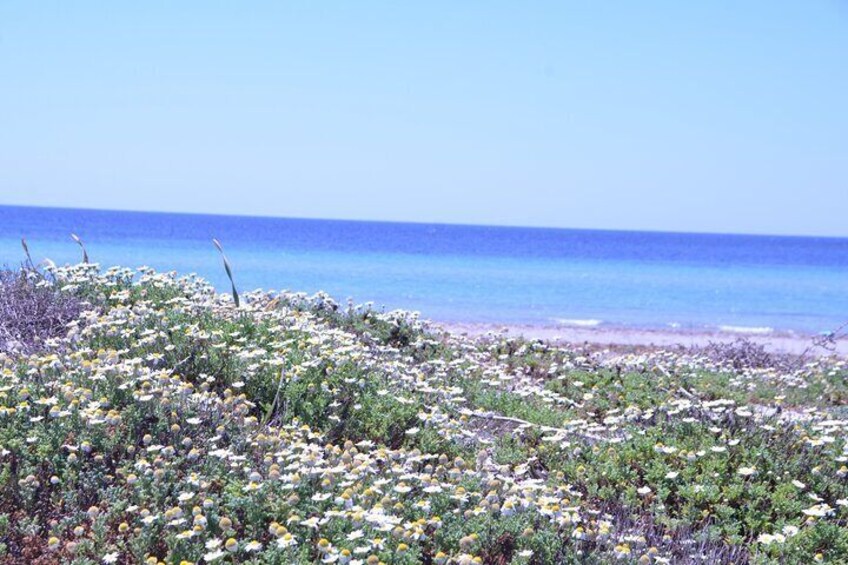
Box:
[554,318,603,327]
[719,325,774,335]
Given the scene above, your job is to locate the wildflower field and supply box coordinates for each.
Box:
[1,264,848,564]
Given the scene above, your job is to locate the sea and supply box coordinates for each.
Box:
[1,205,847,335]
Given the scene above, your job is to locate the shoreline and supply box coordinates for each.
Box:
[435,321,848,356]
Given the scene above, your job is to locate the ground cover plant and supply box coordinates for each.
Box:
[0,263,847,564]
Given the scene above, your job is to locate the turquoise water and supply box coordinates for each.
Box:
[1,205,847,334]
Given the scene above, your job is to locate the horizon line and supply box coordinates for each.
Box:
[2,202,846,241]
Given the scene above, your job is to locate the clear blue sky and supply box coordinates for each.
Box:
[1,2,846,236]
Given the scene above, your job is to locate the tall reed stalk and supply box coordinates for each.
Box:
[70,233,89,263]
[212,238,240,307]
[21,238,34,270]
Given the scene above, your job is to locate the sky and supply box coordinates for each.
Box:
[1,1,846,237]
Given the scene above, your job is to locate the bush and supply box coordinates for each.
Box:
[0,269,85,355]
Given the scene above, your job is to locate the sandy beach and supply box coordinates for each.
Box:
[438,321,848,356]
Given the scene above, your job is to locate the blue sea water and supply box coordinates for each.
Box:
[1,205,847,335]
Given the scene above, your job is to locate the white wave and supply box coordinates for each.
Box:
[553,318,603,327]
[719,325,774,335]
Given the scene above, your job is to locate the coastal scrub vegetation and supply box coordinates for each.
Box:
[0,263,847,564]
[0,268,85,355]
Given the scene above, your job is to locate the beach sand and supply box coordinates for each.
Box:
[437,322,848,357]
